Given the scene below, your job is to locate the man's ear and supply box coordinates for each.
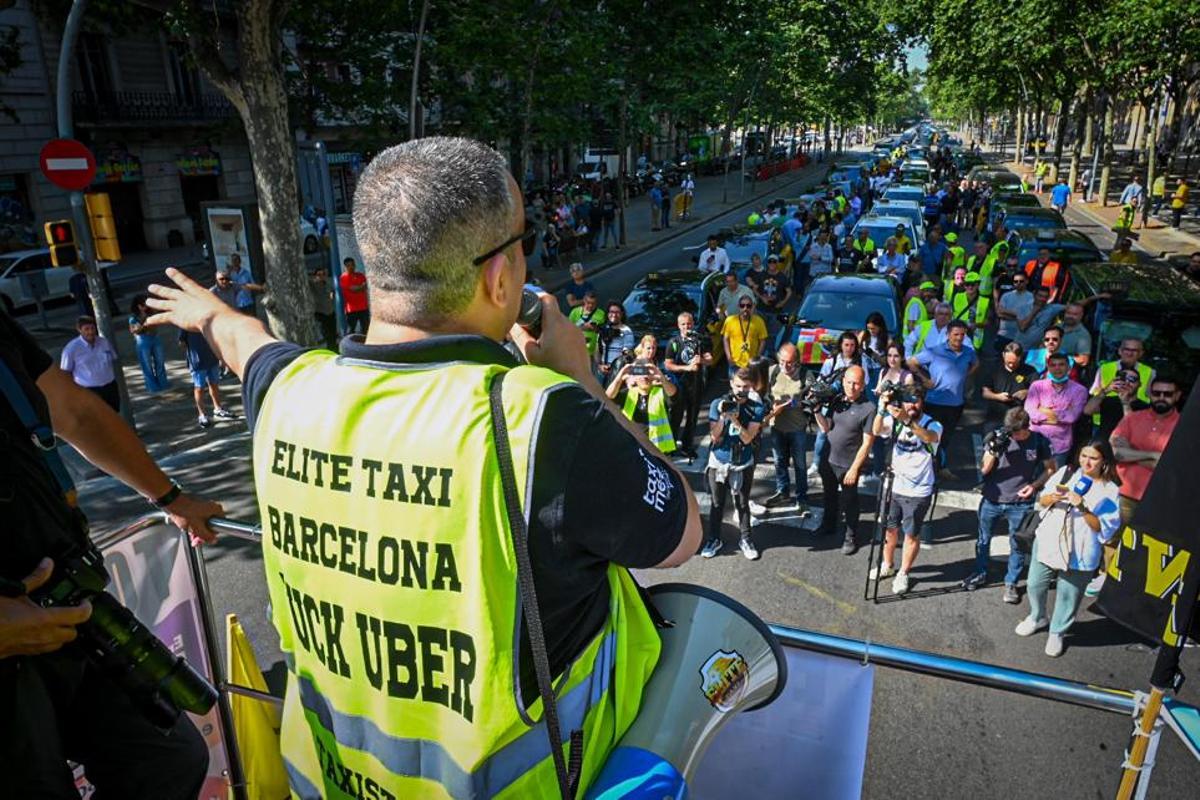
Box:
[480,253,514,310]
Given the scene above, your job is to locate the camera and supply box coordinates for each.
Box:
[878,378,920,407]
[984,426,1012,457]
[718,395,741,414]
[29,540,218,729]
[630,359,651,376]
[800,370,843,413]
[676,331,702,365]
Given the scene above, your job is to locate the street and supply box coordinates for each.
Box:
[67,162,1200,798]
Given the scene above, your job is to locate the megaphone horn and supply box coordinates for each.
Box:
[586,583,786,799]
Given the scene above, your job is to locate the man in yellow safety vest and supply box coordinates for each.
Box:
[148,136,702,799]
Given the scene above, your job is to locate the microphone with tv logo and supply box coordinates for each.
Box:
[1071,475,1093,497]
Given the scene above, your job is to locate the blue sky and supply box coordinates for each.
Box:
[905,44,928,71]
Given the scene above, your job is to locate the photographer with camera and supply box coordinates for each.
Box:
[814,365,877,555]
[963,408,1056,600]
[0,309,220,797]
[569,291,606,357]
[664,311,713,459]
[606,336,678,454]
[594,301,636,385]
[753,343,814,513]
[701,368,765,560]
[869,384,942,595]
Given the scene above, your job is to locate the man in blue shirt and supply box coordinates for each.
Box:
[1049,177,1071,213]
[781,211,804,252]
[223,254,264,315]
[908,320,978,479]
[917,229,949,277]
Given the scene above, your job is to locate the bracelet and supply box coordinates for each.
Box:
[151,482,183,509]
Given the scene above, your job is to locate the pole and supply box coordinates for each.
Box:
[56,0,134,427]
[1117,688,1165,800]
[408,0,430,140]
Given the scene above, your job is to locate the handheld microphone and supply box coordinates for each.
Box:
[517,285,544,338]
[1071,475,1093,497]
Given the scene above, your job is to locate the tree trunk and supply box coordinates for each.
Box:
[1142,95,1160,228]
[617,92,628,245]
[1099,96,1115,206]
[1068,88,1088,190]
[1014,104,1024,166]
[823,115,831,156]
[1050,91,1071,179]
[1082,91,1095,157]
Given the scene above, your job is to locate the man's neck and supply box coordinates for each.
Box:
[365,316,504,345]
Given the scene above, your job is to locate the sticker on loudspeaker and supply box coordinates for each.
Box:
[699,649,749,712]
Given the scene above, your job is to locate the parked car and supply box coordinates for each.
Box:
[0,248,113,313]
[868,199,926,246]
[849,214,918,258]
[1008,228,1102,269]
[967,167,1024,193]
[775,273,901,367]
[883,186,926,204]
[1000,206,1066,235]
[987,191,1042,231]
[622,270,725,365]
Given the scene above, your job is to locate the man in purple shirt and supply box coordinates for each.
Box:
[59,315,119,411]
[1023,352,1087,466]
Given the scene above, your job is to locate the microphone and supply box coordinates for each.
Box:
[516,285,544,338]
[1071,475,1093,497]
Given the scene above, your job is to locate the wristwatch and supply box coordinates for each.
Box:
[151,482,183,509]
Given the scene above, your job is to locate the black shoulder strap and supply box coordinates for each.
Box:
[488,371,580,799]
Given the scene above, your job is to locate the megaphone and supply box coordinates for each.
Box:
[586,583,786,799]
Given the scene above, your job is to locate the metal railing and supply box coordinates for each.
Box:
[72,90,235,125]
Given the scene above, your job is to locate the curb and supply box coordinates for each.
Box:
[542,166,831,294]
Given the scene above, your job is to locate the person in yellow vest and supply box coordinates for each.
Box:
[1171,177,1190,229]
[147,136,702,799]
[944,231,966,269]
[851,227,877,263]
[943,267,968,306]
[903,280,938,337]
[605,335,677,454]
[1087,338,1155,431]
[1150,173,1167,215]
[952,272,992,350]
[905,302,954,356]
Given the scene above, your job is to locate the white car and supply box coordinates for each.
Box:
[0,248,116,313]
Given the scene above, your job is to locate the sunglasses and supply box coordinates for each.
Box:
[472,222,537,266]
[738,303,754,309]
[1149,390,1175,398]
[1043,337,1060,343]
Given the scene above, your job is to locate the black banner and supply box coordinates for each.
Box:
[1095,378,1200,661]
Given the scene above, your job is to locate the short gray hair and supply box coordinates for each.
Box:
[353,137,517,324]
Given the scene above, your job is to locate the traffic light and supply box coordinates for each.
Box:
[44,220,79,267]
[85,192,122,262]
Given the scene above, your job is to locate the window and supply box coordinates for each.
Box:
[168,42,201,106]
[77,33,114,101]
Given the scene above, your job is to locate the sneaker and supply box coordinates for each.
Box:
[891,572,911,595]
[1014,616,1049,637]
[1003,585,1021,604]
[920,540,933,551]
[869,563,896,580]
[807,463,820,479]
[764,491,791,508]
[841,538,858,555]
[962,571,987,591]
[198,414,212,429]
[1045,633,1064,657]
[213,407,236,420]
[795,502,811,518]
[748,500,769,517]
[739,538,760,561]
[700,538,723,558]
[1085,573,1106,597]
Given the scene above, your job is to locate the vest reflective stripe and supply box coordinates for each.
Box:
[913,320,935,354]
[952,295,990,349]
[623,387,676,453]
[852,237,875,254]
[904,296,928,336]
[254,353,660,798]
[1024,259,1063,298]
[1092,361,1153,425]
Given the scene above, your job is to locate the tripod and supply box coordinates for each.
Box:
[863,459,896,605]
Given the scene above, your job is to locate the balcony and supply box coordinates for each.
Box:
[73,91,237,127]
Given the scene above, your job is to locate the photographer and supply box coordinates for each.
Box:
[605,336,678,454]
[701,368,765,560]
[814,365,876,555]
[963,408,1055,601]
[568,290,606,357]
[869,385,942,595]
[756,343,813,512]
[594,301,636,385]
[664,311,713,459]
[1,309,218,797]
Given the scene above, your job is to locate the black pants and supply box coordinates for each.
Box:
[923,402,964,470]
[668,378,702,453]
[315,312,338,350]
[706,467,752,540]
[86,381,119,412]
[346,309,370,335]
[0,652,208,799]
[819,459,861,541]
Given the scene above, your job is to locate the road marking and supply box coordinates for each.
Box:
[776,571,860,616]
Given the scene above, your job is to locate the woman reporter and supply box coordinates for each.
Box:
[1015,440,1122,657]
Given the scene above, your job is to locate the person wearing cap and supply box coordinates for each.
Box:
[877,237,907,275]
[1109,237,1138,265]
[952,272,992,350]
[944,230,966,271]
[904,280,938,337]
[756,254,793,342]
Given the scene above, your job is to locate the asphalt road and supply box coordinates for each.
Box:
[76,170,1200,798]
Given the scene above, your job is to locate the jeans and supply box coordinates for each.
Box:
[134,334,168,392]
[346,309,370,335]
[668,378,702,454]
[1026,542,1092,634]
[771,428,809,498]
[706,467,752,540]
[601,220,618,247]
[662,203,671,228]
[923,401,963,470]
[974,498,1032,585]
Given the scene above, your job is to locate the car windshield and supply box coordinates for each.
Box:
[725,237,769,265]
[1006,214,1065,231]
[856,223,908,245]
[623,287,701,329]
[797,289,898,333]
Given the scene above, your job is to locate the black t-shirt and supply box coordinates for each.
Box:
[986,363,1039,415]
[242,335,688,697]
[1096,397,1149,442]
[982,431,1052,503]
[823,395,876,468]
[665,333,711,388]
[601,200,617,221]
[0,310,85,581]
[760,274,788,310]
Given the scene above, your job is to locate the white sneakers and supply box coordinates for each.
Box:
[869,562,896,581]
[1045,633,1064,657]
[891,572,910,595]
[1014,617,1049,637]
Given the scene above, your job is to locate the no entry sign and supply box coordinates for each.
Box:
[39,139,96,191]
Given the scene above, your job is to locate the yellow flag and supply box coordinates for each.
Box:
[226,614,290,799]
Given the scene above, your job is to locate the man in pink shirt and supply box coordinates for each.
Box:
[1023,353,1087,466]
[1110,376,1182,522]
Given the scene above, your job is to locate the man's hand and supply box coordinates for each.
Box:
[843,467,859,486]
[146,267,236,333]
[1043,408,1058,424]
[1012,389,1029,401]
[0,559,92,660]
[164,492,225,546]
[511,295,592,386]
[1016,484,1036,500]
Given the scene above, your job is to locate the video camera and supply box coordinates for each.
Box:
[800,368,845,413]
[29,538,218,729]
[877,378,920,408]
[984,426,1013,458]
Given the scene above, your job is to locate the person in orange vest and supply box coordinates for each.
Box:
[1023,247,1066,303]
